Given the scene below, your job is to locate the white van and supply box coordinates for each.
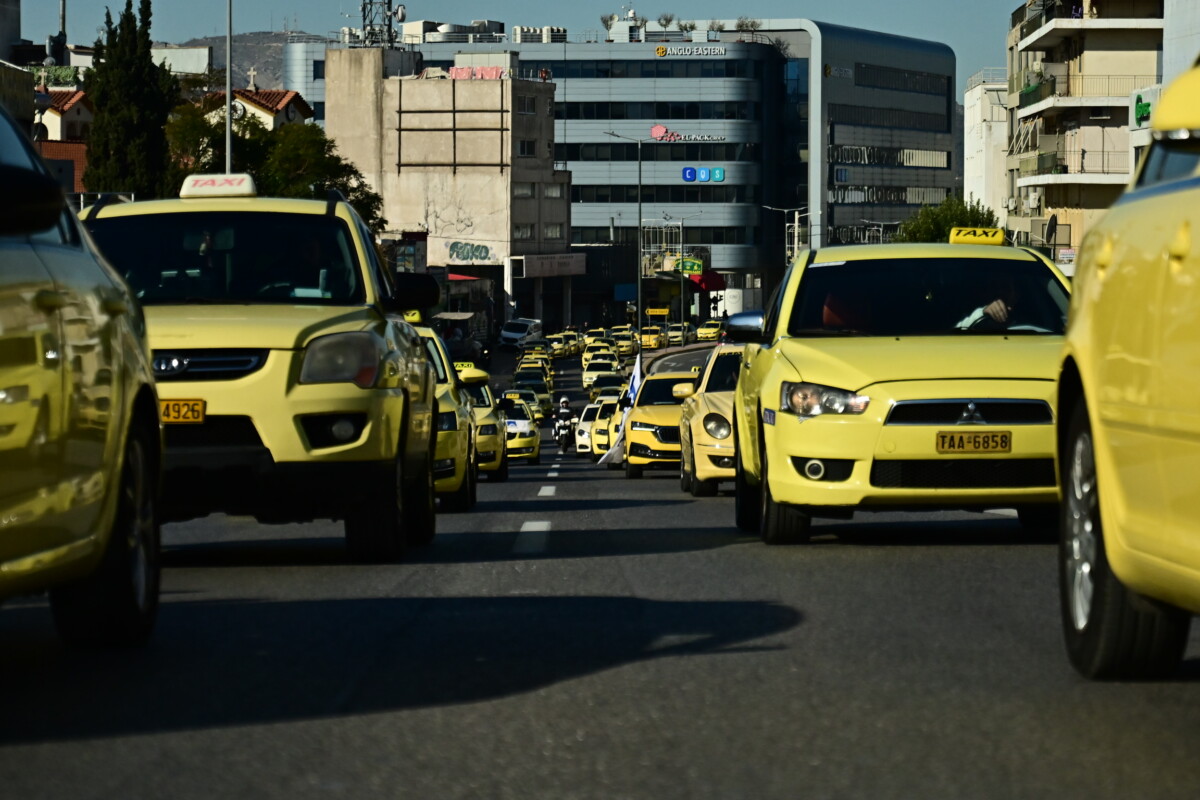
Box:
[499,317,543,348]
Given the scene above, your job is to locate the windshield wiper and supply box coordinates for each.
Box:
[141,297,237,305]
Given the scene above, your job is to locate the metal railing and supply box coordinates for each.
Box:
[1019,73,1158,107]
[1019,148,1130,176]
[967,68,1008,91]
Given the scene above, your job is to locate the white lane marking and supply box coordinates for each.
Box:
[513,520,550,554]
[547,471,560,478]
[538,485,557,497]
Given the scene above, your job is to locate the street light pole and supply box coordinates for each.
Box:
[664,211,702,325]
[605,131,649,329]
[225,0,232,174]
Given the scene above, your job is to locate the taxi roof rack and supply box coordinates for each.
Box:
[325,188,347,216]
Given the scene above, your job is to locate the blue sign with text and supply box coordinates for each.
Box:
[682,167,725,183]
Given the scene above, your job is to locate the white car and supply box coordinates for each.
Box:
[574,403,601,456]
[499,317,543,348]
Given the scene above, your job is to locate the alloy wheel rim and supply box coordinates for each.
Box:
[124,439,152,612]
[1066,430,1098,631]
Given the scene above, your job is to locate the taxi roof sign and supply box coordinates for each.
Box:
[949,227,1005,246]
[180,173,258,199]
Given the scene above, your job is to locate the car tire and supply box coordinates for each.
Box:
[50,420,160,646]
[531,449,541,466]
[344,455,409,562]
[1059,402,1191,679]
[441,459,474,513]
[626,460,643,479]
[489,452,510,482]
[691,476,718,498]
[759,452,810,545]
[680,457,693,492]
[403,450,436,546]
[734,451,760,533]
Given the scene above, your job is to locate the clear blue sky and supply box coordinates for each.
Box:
[24,0,1015,94]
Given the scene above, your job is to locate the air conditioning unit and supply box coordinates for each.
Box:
[1006,196,1018,211]
[1025,190,1042,213]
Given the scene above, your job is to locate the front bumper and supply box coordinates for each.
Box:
[627,428,681,466]
[694,440,736,482]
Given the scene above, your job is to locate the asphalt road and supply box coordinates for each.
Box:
[2,348,1198,799]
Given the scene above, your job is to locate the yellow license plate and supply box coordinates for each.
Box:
[160,399,206,424]
[936,431,1011,453]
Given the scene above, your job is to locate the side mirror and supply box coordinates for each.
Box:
[386,272,441,315]
[724,310,768,344]
[0,165,65,236]
[673,382,696,399]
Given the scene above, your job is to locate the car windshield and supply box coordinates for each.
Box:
[704,353,742,392]
[87,212,366,306]
[502,321,531,334]
[644,327,662,335]
[516,381,548,395]
[597,403,616,421]
[464,383,491,407]
[788,256,1068,337]
[636,377,695,406]
[580,405,600,423]
[594,375,624,388]
[508,403,530,420]
[422,338,450,383]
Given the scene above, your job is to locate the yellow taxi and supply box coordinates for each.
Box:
[418,328,479,512]
[504,388,545,426]
[697,319,725,341]
[640,326,667,350]
[1,113,162,645]
[574,402,602,457]
[590,399,620,460]
[612,331,638,357]
[503,399,541,464]
[732,235,1069,544]
[84,174,440,561]
[589,372,627,404]
[1053,65,1200,679]
[580,342,616,370]
[676,344,743,496]
[622,371,699,478]
[546,333,570,359]
[583,328,608,345]
[561,330,583,355]
[459,367,508,482]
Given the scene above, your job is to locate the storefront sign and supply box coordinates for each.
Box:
[651,124,726,143]
[655,46,727,57]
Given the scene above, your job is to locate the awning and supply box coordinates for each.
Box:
[689,270,727,291]
[448,273,479,281]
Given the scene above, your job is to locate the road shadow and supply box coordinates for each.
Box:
[0,594,801,743]
[808,514,1058,547]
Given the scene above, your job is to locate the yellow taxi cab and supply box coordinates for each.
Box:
[519,351,556,381]
[515,361,555,394]
[612,331,638,356]
[546,333,569,359]
[622,370,699,478]
[503,399,541,464]
[417,327,478,512]
[504,388,545,426]
[574,402,602,457]
[591,399,620,460]
[583,328,608,345]
[561,330,583,355]
[732,233,1070,544]
[1,110,162,645]
[666,322,697,346]
[676,344,743,496]
[697,319,725,341]
[589,372,627,403]
[1053,64,1200,679]
[580,342,616,370]
[83,173,440,561]
[459,367,509,482]
[640,326,667,350]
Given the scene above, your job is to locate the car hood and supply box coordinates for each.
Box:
[773,336,1062,392]
[630,404,685,426]
[145,305,379,350]
[695,390,734,419]
[506,418,534,434]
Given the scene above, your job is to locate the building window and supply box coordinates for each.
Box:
[516,95,536,114]
[513,182,535,198]
[544,223,563,240]
[313,60,325,80]
[313,102,325,121]
[513,223,534,240]
[544,183,564,198]
[518,139,536,157]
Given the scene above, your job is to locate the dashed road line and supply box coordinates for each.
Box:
[547,470,560,478]
[538,485,557,497]
[513,520,550,554]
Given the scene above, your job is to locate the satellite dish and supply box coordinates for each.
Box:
[1045,213,1058,245]
[394,4,406,22]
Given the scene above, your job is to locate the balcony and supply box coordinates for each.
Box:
[1016,147,1131,186]
[1017,72,1157,115]
[1017,1,1164,52]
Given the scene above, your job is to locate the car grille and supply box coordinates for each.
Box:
[654,426,680,444]
[885,399,1052,426]
[870,458,1056,489]
[629,442,680,460]
[152,349,270,382]
[164,416,263,448]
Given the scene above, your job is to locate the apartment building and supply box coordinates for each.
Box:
[963,68,1009,227]
[1005,0,1164,254]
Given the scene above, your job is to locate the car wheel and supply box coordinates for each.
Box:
[1060,402,1190,679]
[344,455,409,562]
[531,448,541,466]
[734,451,760,532]
[691,475,718,498]
[759,451,810,545]
[625,460,643,479]
[680,456,693,492]
[50,420,161,646]
[27,404,49,463]
[490,452,510,482]
[403,449,436,546]
[441,459,474,513]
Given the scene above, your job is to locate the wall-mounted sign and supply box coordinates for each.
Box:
[651,124,726,143]
[682,167,726,182]
[823,64,853,80]
[655,45,727,57]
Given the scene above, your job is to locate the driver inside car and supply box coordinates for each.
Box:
[956,274,1020,329]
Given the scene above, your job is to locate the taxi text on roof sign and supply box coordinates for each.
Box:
[948,227,1005,246]
[179,173,258,199]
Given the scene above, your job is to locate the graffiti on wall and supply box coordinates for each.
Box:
[446,241,492,263]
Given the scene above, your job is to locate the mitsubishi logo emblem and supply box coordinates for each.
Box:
[152,354,188,377]
[958,402,986,425]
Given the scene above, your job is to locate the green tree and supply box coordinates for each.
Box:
[892,196,999,243]
[83,0,179,197]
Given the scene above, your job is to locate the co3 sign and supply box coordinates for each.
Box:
[682,167,725,183]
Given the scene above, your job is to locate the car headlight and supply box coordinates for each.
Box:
[0,385,31,404]
[299,332,384,388]
[703,413,731,439]
[479,424,498,436]
[437,411,459,431]
[631,421,656,431]
[578,430,589,439]
[780,381,869,418]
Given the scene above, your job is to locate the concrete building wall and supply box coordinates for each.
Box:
[964,75,1009,225]
[0,0,19,63]
[1164,0,1200,82]
[1078,30,1161,81]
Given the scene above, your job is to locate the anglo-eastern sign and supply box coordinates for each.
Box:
[655,46,727,57]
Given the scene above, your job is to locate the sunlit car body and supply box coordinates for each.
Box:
[561,330,582,355]
[581,343,616,370]
[640,326,667,350]
[589,372,627,403]
[612,331,637,356]
[591,399,619,459]
[594,385,624,405]
[460,367,508,482]
[583,328,608,345]
[666,323,696,346]
[697,320,725,341]
[514,379,553,417]
[546,333,569,359]
[1053,65,1200,680]
[623,371,699,478]
[418,328,478,512]
[733,242,1070,544]
[676,344,743,495]
[581,363,616,392]
[575,402,601,456]
[587,354,621,376]
[0,108,162,645]
[84,173,440,560]
[504,400,541,464]
[504,388,545,426]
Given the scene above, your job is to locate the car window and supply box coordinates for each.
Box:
[0,111,39,170]
[1136,138,1200,189]
[580,405,599,423]
[423,337,450,383]
[88,212,365,305]
[787,257,1068,337]
[464,383,492,407]
[636,377,695,406]
[508,403,530,420]
[596,403,616,421]
[704,353,742,392]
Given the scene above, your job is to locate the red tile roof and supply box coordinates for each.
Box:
[209,89,314,119]
[33,141,89,193]
[48,90,91,114]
